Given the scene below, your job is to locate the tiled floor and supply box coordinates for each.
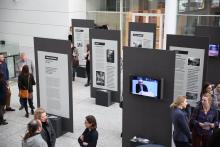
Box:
[0,77,122,147]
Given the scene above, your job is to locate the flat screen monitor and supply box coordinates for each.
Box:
[208,44,219,57]
[130,75,163,99]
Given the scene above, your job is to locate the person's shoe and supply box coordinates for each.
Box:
[31,109,34,115]
[5,107,15,111]
[25,113,29,118]
[84,83,90,87]
[19,106,24,110]
[0,121,8,125]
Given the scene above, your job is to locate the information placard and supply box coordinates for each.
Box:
[74,27,90,66]
[38,51,70,118]
[92,39,118,91]
[170,46,205,103]
[130,31,154,49]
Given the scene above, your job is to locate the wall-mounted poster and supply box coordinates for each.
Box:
[170,46,205,105]
[38,51,70,118]
[92,39,118,91]
[130,31,154,49]
[74,27,90,66]
[211,0,220,8]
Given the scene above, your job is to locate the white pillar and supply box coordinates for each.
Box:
[163,0,178,49]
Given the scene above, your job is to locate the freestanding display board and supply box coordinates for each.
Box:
[72,19,94,66]
[34,37,73,133]
[128,22,156,49]
[90,29,121,102]
[123,47,176,147]
[167,35,209,106]
[195,26,220,85]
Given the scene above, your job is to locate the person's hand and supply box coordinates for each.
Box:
[199,122,205,128]
[83,142,88,146]
[209,123,215,129]
[80,135,84,141]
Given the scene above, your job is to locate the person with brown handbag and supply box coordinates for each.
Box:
[18,65,36,118]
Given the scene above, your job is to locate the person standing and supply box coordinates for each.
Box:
[170,96,192,147]
[78,115,98,147]
[18,65,36,117]
[85,44,91,87]
[22,119,48,147]
[190,93,219,147]
[16,52,35,77]
[213,83,220,109]
[71,44,79,81]
[0,72,8,125]
[0,53,15,111]
[200,82,217,108]
[34,108,56,147]
[16,52,35,110]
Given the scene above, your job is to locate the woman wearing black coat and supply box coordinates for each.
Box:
[78,115,98,147]
[0,72,8,125]
[18,65,36,117]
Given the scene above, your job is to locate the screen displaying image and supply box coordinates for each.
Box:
[209,44,219,57]
[130,76,161,98]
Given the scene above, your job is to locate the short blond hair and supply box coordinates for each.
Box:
[170,96,186,108]
[34,108,46,120]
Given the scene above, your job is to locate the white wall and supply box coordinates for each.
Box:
[0,0,86,52]
[86,0,106,11]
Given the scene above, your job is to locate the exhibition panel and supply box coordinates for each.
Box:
[123,47,176,147]
[90,29,121,103]
[195,26,220,85]
[166,35,209,106]
[34,37,73,133]
[72,19,95,66]
[128,22,156,49]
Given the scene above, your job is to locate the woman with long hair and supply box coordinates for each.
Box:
[0,72,8,125]
[22,119,47,147]
[200,82,217,107]
[18,65,36,118]
[34,108,56,147]
[78,115,98,147]
[190,93,219,147]
[170,96,192,147]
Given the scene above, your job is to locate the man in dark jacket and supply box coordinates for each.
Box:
[0,53,15,111]
[136,79,148,94]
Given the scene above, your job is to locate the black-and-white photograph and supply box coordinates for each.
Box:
[76,41,83,48]
[132,40,142,48]
[188,57,200,66]
[106,49,115,63]
[186,92,198,100]
[96,71,105,86]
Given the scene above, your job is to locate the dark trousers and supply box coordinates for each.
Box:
[192,131,210,147]
[0,104,5,122]
[86,61,90,84]
[174,141,191,147]
[73,66,77,79]
[20,98,28,114]
[19,93,34,109]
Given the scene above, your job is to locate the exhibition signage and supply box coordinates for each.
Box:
[74,27,90,66]
[130,31,154,49]
[170,46,205,103]
[38,51,70,118]
[92,39,118,91]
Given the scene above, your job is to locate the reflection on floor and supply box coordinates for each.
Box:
[0,77,122,147]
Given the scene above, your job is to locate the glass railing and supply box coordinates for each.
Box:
[176,14,220,35]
